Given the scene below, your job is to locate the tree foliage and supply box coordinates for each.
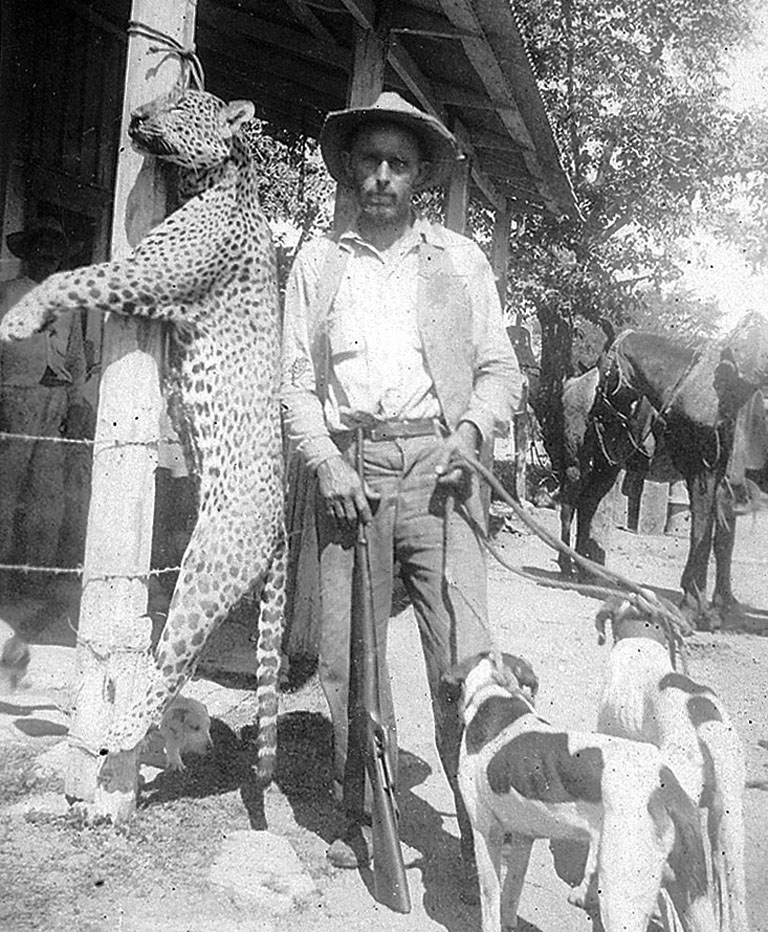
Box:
[240,120,335,296]
[509,0,768,459]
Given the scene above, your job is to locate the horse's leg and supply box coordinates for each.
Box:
[575,466,621,573]
[681,472,718,630]
[712,482,741,624]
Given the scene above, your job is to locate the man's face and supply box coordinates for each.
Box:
[343,124,427,227]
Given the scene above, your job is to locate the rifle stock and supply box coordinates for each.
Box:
[351,428,411,913]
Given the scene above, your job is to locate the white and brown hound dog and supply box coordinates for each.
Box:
[596,596,749,932]
[450,652,717,932]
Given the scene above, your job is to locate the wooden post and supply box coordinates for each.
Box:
[444,150,469,234]
[65,0,198,817]
[491,200,511,306]
[333,24,387,232]
[491,200,528,499]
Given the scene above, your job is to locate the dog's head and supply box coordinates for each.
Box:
[442,651,539,716]
[160,695,213,757]
[595,594,681,647]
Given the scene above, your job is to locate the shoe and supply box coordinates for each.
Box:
[327,823,373,869]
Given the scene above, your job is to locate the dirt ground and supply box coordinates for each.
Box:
[1,502,767,932]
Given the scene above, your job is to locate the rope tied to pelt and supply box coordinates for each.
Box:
[127,20,205,92]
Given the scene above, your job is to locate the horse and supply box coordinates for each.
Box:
[559,313,768,629]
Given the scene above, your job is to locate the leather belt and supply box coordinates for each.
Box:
[361,417,443,442]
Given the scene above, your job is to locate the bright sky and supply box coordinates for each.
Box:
[682,2,768,331]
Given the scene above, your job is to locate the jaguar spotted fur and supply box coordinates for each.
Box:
[0,87,285,782]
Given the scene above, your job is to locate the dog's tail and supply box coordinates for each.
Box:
[699,724,750,932]
[650,765,717,932]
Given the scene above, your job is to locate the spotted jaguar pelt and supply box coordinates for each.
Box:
[0,88,285,782]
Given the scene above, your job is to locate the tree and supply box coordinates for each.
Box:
[509,0,768,472]
[240,119,335,297]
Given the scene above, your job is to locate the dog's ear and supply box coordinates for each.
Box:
[595,595,629,645]
[501,652,539,700]
[443,652,492,688]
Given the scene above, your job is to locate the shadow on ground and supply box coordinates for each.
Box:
[142,717,267,829]
[272,709,545,932]
[518,564,768,637]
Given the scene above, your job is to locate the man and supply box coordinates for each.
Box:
[0,217,86,592]
[281,92,522,884]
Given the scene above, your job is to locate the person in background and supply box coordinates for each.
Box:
[281,92,522,893]
[0,217,86,595]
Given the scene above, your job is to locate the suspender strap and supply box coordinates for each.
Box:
[309,238,350,407]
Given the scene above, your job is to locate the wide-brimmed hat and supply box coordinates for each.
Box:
[320,91,461,191]
[6,217,79,260]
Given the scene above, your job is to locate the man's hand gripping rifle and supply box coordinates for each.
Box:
[350,427,411,913]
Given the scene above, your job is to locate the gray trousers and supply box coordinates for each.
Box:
[316,434,493,849]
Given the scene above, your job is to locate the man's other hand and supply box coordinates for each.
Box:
[435,422,481,495]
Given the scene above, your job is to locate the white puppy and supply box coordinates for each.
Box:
[451,652,717,932]
[596,596,749,932]
[140,695,212,771]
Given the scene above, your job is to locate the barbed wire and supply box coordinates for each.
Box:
[0,561,183,578]
[0,429,93,447]
[0,429,184,449]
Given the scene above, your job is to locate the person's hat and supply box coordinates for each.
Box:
[320,91,462,191]
[6,217,79,260]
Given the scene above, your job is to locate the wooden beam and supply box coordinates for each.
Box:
[471,127,526,153]
[198,4,350,73]
[337,6,451,135]
[337,0,377,32]
[333,23,387,230]
[346,22,386,106]
[386,34,447,121]
[444,148,470,233]
[390,4,480,40]
[436,0,536,142]
[436,0,577,217]
[281,0,339,46]
[433,0,565,215]
[452,119,505,212]
[491,199,512,306]
[437,81,516,113]
[200,37,349,112]
[336,1,509,213]
[66,0,198,818]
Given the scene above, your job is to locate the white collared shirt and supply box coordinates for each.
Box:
[282,215,521,469]
[326,224,441,428]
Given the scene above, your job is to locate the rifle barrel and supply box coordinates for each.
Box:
[351,427,411,913]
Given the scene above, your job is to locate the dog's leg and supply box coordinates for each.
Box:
[599,776,667,932]
[567,832,600,914]
[499,833,533,932]
[701,725,749,932]
[473,817,506,932]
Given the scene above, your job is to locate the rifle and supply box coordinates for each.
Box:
[350,427,411,913]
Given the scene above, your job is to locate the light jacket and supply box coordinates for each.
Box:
[281,218,521,469]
